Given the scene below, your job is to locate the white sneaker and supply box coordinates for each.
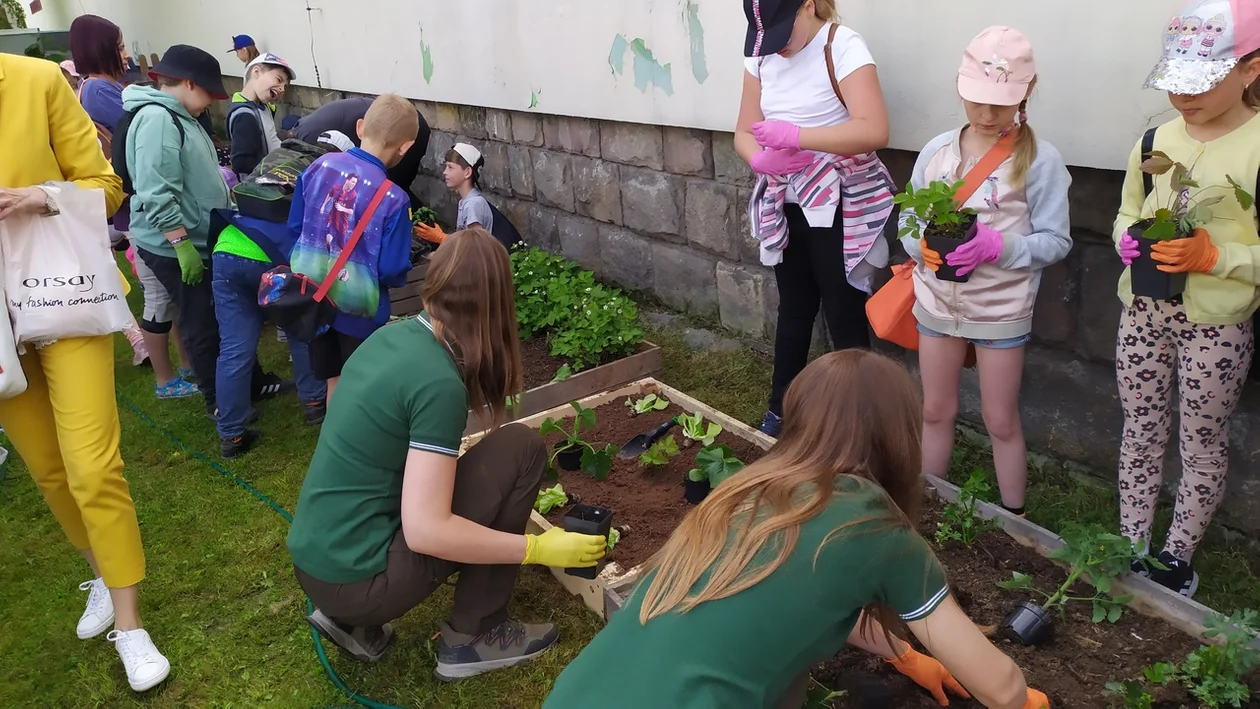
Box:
[107,628,170,692]
[76,578,114,639]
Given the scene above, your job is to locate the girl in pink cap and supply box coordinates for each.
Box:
[1113,0,1260,598]
[899,27,1072,517]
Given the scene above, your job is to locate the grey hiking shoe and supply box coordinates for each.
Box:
[306,609,395,662]
[434,619,559,681]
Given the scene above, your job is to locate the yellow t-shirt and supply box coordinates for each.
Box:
[1113,113,1260,325]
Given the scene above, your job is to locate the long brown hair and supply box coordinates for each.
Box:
[420,228,523,431]
[638,350,926,640]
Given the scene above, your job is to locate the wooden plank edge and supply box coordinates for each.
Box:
[924,476,1259,648]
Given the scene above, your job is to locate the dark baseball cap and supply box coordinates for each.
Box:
[149,45,229,100]
[743,0,805,57]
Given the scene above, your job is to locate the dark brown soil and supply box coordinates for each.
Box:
[522,337,568,390]
[540,400,766,572]
[814,496,1237,709]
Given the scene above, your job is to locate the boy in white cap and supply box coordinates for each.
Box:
[414,142,494,244]
[228,52,296,177]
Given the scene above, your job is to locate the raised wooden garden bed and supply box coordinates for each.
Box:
[461,377,774,615]
[388,259,430,317]
[462,341,662,435]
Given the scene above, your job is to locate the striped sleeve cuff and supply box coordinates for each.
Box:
[409,440,459,457]
[898,585,949,622]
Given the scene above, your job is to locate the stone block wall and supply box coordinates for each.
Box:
[257,84,1258,531]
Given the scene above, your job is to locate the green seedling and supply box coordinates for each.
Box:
[606,527,620,553]
[998,523,1142,623]
[638,434,679,467]
[688,443,745,489]
[534,484,569,515]
[935,469,999,547]
[625,394,669,416]
[1138,152,1255,241]
[540,402,616,481]
[894,180,977,240]
[678,410,721,447]
[551,364,573,382]
[1102,678,1155,709]
[412,206,440,227]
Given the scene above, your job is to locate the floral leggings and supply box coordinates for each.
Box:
[1116,297,1253,560]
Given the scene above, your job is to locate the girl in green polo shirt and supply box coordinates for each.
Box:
[546,350,1048,709]
[286,228,607,680]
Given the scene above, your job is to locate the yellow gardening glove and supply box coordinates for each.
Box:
[522,527,607,568]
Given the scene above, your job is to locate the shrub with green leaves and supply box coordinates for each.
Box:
[935,469,999,547]
[510,247,644,370]
[1137,152,1255,241]
[894,180,976,240]
[687,443,745,489]
[997,522,1141,623]
[540,402,616,481]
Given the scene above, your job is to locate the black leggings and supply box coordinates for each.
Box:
[769,205,870,415]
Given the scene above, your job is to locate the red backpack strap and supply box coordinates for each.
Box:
[313,180,394,303]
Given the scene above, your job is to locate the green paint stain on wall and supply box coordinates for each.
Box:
[529,90,539,109]
[420,40,433,83]
[608,34,628,76]
[685,0,709,83]
[629,38,673,95]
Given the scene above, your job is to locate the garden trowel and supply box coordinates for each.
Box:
[616,418,678,459]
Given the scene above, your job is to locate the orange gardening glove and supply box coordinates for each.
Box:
[1150,227,1218,274]
[1024,687,1050,708]
[414,222,447,245]
[919,242,942,272]
[887,647,971,706]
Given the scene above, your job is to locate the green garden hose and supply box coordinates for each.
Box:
[118,395,402,709]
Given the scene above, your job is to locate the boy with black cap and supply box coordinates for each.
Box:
[124,45,292,423]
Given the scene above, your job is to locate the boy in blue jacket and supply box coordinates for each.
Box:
[289,94,417,399]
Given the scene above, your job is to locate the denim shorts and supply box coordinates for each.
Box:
[917,324,1030,350]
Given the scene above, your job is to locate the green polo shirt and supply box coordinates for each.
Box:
[545,477,948,709]
[287,313,467,583]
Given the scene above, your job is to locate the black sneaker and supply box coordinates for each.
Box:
[304,401,327,427]
[758,411,783,438]
[220,430,260,459]
[1149,550,1199,598]
[252,373,296,401]
[306,609,395,663]
[434,619,558,682]
[1131,558,1152,579]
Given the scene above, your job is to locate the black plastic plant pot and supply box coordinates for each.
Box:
[563,504,612,579]
[554,442,582,472]
[1003,601,1053,646]
[684,476,710,505]
[1128,220,1188,300]
[923,215,979,284]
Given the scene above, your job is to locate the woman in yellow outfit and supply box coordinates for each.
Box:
[0,51,170,691]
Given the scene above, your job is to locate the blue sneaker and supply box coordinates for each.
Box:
[759,411,783,438]
[155,378,199,400]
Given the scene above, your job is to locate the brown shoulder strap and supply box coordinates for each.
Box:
[823,23,845,107]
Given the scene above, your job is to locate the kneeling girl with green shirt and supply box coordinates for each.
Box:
[286,228,608,680]
[546,350,1049,709]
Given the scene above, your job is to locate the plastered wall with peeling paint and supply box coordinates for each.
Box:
[36,0,1183,169]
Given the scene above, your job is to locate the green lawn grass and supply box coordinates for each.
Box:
[0,288,1254,707]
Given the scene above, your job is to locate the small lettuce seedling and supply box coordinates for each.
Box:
[638,434,679,467]
[606,527,621,553]
[534,484,568,514]
[626,394,669,416]
[689,443,744,489]
[540,402,616,481]
[678,410,722,448]
[552,364,573,382]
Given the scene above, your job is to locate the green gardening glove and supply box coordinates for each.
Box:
[173,240,205,285]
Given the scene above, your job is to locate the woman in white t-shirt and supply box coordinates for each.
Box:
[737,0,895,438]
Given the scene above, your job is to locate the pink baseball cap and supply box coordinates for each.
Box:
[957,27,1037,107]
[59,59,79,77]
[1145,0,1260,95]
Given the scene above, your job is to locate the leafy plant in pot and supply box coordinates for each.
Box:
[894,179,979,283]
[540,402,616,481]
[684,444,745,505]
[1127,152,1255,300]
[996,523,1142,646]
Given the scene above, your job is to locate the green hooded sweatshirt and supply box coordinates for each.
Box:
[122,84,229,259]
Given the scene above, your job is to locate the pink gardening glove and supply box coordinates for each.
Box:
[946,222,1005,277]
[1118,232,1140,266]
[749,148,813,176]
[751,120,802,150]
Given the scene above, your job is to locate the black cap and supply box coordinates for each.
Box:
[148,45,228,100]
[743,0,805,57]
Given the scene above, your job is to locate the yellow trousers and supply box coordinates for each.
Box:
[0,335,144,587]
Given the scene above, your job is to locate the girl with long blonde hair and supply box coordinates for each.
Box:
[547,351,1047,708]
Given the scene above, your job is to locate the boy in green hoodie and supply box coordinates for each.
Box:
[125,45,290,420]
